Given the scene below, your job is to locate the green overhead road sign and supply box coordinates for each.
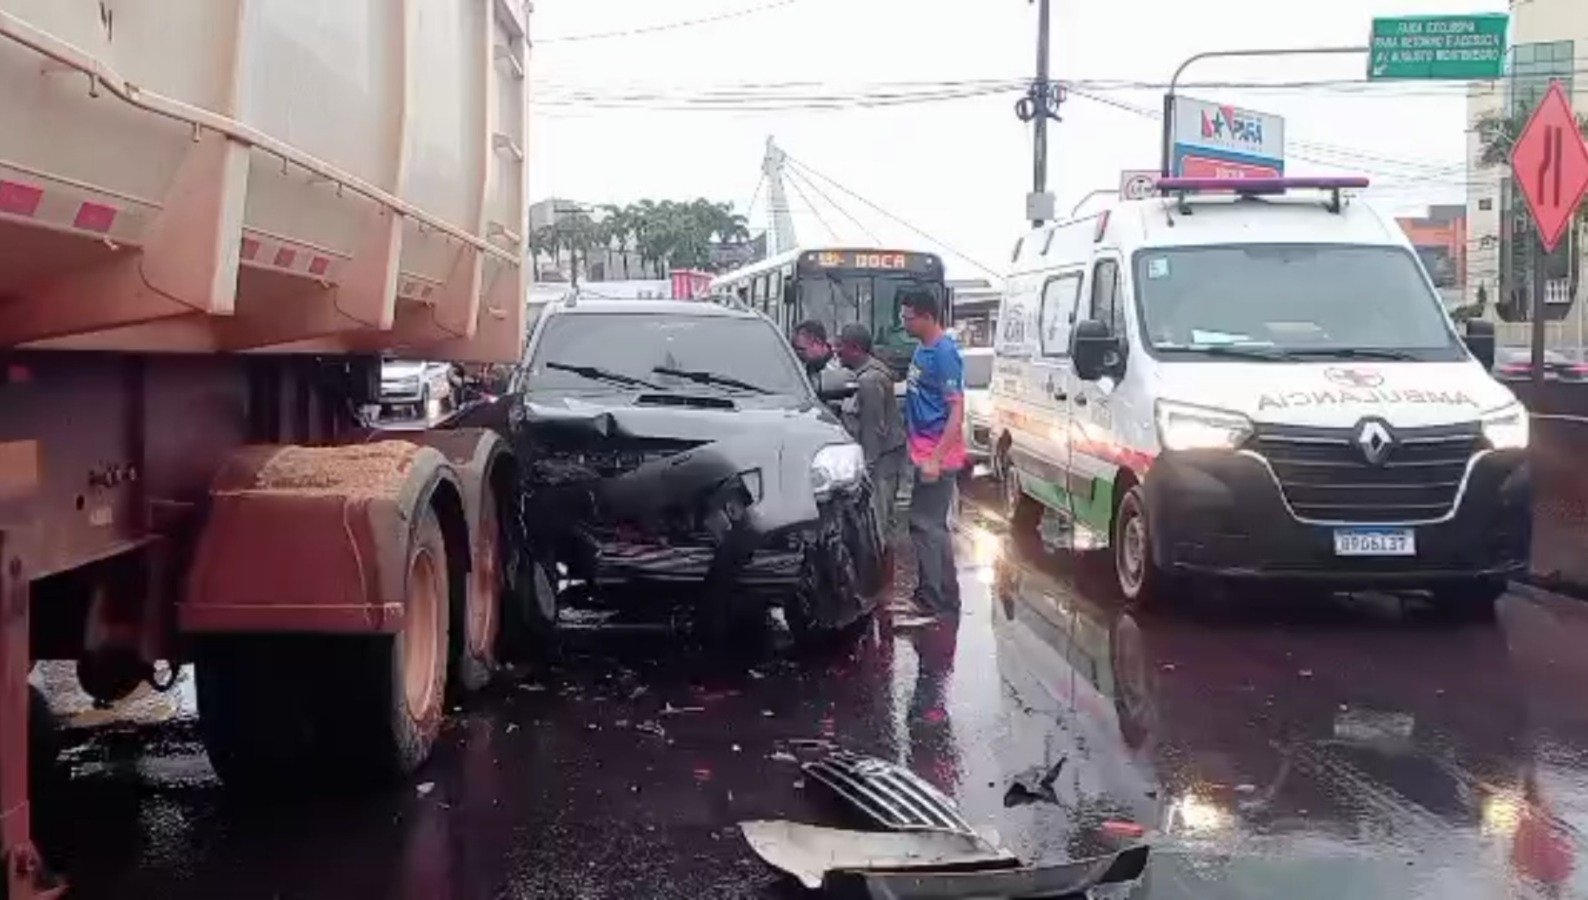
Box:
[1369,14,1508,81]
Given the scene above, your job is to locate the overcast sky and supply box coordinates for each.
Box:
[530,0,1502,279]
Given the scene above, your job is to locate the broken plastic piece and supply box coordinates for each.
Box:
[738,821,1017,890]
[822,844,1151,899]
[803,750,973,834]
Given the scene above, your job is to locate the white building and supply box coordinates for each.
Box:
[1465,0,1588,348]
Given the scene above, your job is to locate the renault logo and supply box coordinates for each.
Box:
[1355,420,1394,466]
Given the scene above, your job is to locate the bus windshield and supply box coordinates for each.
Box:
[796,272,944,352]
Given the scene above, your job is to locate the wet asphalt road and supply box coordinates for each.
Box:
[32,479,1588,899]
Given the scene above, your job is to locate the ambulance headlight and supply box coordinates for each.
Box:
[1155,400,1253,452]
[1481,403,1529,450]
[811,443,866,497]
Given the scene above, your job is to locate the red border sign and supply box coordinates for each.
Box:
[1510,80,1588,254]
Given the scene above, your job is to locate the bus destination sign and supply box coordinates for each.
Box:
[805,250,938,272]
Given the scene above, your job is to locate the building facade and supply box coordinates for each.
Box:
[1465,0,1588,346]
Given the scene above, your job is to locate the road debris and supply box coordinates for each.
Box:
[803,750,974,834]
[1002,757,1066,807]
[662,702,705,716]
[635,721,667,739]
[738,820,1016,890]
[416,782,435,798]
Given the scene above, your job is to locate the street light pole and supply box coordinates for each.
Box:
[1033,0,1052,225]
[1160,46,1369,178]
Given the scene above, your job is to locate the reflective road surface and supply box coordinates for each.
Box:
[33,482,1588,898]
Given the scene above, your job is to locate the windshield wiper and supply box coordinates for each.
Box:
[1278,347,1419,361]
[1162,344,1288,361]
[651,366,771,394]
[544,362,660,390]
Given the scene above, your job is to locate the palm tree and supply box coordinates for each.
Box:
[599,204,634,278]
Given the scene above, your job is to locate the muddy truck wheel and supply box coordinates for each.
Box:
[453,487,503,693]
[197,506,452,789]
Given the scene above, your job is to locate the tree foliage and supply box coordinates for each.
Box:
[529,198,751,279]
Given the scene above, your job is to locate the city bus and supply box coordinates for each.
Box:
[709,247,951,375]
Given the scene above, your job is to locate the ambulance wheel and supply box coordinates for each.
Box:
[1003,460,1042,544]
[1114,487,1171,607]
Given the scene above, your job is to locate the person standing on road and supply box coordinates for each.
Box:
[836,324,908,579]
[899,290,965,620]
[793,320,838,388]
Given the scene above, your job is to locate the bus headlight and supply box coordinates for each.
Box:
[811,443,866,497]
[1155,400,1253,452]
[1481,403,1529,450]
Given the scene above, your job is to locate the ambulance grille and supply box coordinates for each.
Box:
[1249,421,1484,523]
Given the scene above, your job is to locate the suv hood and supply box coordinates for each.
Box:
[518,393,847,444]
[1150,361,1516,428]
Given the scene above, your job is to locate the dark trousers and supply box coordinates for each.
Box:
[908,467,960,614]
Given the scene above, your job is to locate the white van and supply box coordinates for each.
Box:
[989,177,1529,617]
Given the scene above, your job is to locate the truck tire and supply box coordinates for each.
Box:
[453,487,502,693]
[197,506,451,788]
[1113,487,1172,608]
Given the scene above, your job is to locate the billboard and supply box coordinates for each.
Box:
[1171,97,1285,179]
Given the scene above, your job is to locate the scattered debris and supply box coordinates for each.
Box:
[1234,783,1255,794]
[804,750,973,834]
[738,820,1017,890]
[1299,669,1314,678]
[1002,757,1066,808]
[1100,820,1147,840]
[629,685,649,700]
[787,737,838,751]
[732,744,742,753]
[635,721,666,739]
[662,702,705,716]
[761,709,775,718]
[416,782,435,798]
[518,683,548,693]
[770,751,798,764]
[506,723,520,734]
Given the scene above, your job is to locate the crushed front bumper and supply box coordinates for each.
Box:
[1142,449,1531,586]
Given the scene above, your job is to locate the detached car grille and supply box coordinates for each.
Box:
[1248,422,1484,523]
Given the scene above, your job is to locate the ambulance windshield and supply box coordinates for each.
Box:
[1133,245,1466,362]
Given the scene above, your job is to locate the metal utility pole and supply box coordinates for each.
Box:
[1016,0,1060,228]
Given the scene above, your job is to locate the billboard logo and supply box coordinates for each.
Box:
[1201,106,1267,145]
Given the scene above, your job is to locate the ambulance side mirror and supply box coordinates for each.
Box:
[1073,319,1122,382]
[1463,319,1496,371]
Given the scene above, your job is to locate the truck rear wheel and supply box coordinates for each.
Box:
[453,487,502,693]
[197,506,451,788]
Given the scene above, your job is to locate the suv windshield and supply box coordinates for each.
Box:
[526,313,811,398]
[1133,245,1465,361]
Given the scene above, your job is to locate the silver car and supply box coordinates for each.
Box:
[378,360,459,424]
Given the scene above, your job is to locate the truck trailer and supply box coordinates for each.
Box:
[0,2,531,895]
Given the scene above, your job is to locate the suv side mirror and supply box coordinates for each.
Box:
[816,367,858,401]
[1463,319,1496,370]
[1072,319,1123,382]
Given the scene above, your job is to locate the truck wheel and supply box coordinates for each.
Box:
[1114,487,1171,607]
[197,506,451,788]
[453,488,502,693]
[1431,579,1506,622]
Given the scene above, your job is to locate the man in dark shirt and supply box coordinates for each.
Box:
[836,324,907,561]
[792,320,838,388]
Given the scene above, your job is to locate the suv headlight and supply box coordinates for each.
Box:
[1481,402,1529,450]
[1155,399,1253,452]
[811,443,866,497]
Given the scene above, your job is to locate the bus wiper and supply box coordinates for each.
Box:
[544,362,660,390]
[1278,347,1418,361]
[652,366,771,394]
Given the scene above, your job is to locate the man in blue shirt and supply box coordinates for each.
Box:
[899,290,965,619]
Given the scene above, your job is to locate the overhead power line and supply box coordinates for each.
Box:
[784,154,1001,277]
[538,0,799,44]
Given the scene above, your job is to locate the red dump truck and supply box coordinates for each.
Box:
[0,2,531,895]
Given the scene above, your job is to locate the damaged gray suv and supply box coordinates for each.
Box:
[503,298,886,646]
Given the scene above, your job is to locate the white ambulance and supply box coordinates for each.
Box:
[989,177,1529,617]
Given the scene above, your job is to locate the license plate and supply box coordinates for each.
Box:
[1332,527,1415,557]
